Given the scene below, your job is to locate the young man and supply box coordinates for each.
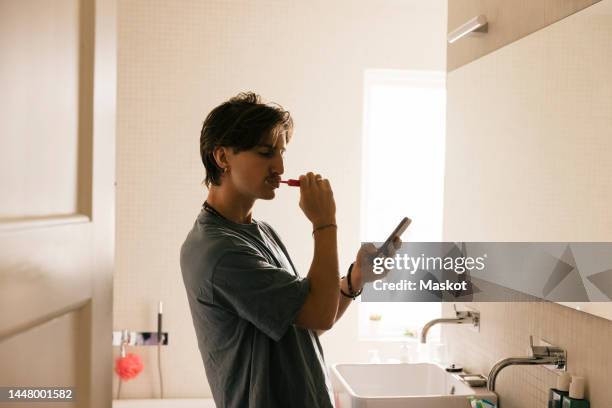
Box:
[180,92,398,407]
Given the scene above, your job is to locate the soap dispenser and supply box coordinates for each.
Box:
[561,376,590,408]
[548,372,570,408]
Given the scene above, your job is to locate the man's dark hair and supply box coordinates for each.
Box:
[200,92,294,188]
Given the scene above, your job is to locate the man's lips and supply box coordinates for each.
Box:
[266,177,281,187]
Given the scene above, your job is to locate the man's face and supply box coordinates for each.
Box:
[225,130,287,200]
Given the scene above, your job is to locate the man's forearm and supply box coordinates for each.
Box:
[334,276,355,322]
[308,227,340,327]
[316,275,359,336]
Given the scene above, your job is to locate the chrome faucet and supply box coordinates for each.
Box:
[420,304,480,343]
[488,336,566,392]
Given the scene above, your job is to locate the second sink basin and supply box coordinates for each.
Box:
[331,362,497,408]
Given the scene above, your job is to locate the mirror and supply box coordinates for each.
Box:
[443,0,612,320]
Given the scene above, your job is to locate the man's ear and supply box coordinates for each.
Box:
[212,146,230,170]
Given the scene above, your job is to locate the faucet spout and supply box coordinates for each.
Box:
[420,306,479,343]
[487,356,564,391]
[488,336,566,393]
[420,317,469,343]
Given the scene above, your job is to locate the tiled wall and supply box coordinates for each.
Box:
[443,2,612,407]
[442,302,612,407]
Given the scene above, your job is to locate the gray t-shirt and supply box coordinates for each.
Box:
[180,206,335,408]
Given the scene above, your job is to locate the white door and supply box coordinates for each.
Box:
[0,0,116,407]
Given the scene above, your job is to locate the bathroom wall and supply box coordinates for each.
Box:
[442,2,612,406]
[114,0,446,398]
[446,0,600,70]
[443,302,612,406]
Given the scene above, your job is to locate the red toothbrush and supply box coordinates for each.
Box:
[279,179,300,187]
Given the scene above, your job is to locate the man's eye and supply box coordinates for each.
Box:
[259,151,274,157]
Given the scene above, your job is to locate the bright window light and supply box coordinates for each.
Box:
[359,69,446,341]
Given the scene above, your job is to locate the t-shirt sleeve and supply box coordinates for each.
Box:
[211,247,310,341]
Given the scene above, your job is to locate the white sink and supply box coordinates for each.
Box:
[331,363,497,408]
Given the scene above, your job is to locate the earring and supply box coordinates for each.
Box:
[224,166,230,173]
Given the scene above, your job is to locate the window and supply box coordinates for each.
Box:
[359,69,446,341]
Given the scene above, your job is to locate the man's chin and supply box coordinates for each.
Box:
[254,187,276,200]
[260,190,276,200]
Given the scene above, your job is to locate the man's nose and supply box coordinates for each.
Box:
[272,153,284,175]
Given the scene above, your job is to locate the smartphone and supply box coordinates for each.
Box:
[377,217,411,256]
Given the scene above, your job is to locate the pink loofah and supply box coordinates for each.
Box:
[115,352,144,380]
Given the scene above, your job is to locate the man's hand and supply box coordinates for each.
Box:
[350,237,402,290]
[298,172,336,227]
